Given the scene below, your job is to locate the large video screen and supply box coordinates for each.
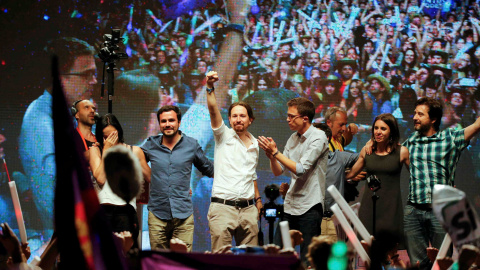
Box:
[1,0,480,260]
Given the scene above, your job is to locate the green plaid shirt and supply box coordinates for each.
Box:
[403,128,468,204]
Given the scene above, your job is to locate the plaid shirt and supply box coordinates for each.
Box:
[403,128,468,204]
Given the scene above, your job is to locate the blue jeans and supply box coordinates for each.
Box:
[274,203,323,266]
[404,204,446,269]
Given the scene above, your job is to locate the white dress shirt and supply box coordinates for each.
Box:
[211,122,259,200]
[281,125,328,215]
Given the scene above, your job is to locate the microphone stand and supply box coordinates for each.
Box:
[371,189,379,237]
[107,62,115,114]
[367,175,381,237]
[98,29,128,114]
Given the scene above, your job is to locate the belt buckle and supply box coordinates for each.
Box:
[234,200,241,209]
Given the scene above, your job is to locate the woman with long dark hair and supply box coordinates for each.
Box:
[89,114,151,247]
[400,48,418,72]
[310,75,343,116]
[340,79,371,124]
[346,114,409,245]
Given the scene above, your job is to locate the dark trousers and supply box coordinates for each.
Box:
[404,204,447,270]
[274,203,323,266]
[101,204,139,248]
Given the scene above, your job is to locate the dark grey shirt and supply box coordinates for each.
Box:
[324,150,359,211]
[141,132,214,220]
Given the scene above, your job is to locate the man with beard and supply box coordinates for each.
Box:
[141,105,214,251]
[205,71,262,252]
[72,100,98,149]
[401,97,480,268]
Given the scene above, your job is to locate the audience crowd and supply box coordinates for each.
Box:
[67,0,480,153]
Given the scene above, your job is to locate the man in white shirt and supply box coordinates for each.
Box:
[258,97,329,264]
[205,71,262,252]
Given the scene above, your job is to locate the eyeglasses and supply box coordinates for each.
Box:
[61,70,97,79]
[287,114,302,121]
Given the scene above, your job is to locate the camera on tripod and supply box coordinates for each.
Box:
[97,28,128,112]
[263,184,284,244]
[98,29,128,64]
[263,184,284,221]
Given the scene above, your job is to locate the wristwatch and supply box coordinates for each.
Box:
[206,86,215,93]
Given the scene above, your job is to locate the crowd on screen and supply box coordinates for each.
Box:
[81,0,480,133]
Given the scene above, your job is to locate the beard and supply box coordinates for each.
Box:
[233,124,245,132]
[80,115,95,127]
[161,128,178,137]
[414,121,432,134]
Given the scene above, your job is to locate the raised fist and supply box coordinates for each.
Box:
[206,71,219,88]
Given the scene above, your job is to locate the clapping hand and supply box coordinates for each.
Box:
[257,136,278,157]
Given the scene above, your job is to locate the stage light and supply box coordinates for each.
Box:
[43,15,50,20]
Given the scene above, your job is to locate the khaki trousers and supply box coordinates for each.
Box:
[320,217,338,241]
[148,211,194,251]
[207,203,259,252]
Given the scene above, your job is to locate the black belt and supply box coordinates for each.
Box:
[407,201,432,211]
[211,197,255,209]
[323,210,333,218]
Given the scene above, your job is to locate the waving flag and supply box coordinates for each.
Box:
[52,55,127,270]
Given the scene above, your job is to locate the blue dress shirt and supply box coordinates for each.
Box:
[141,132,214,220]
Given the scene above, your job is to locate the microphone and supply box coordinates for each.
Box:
[94,112,101,122]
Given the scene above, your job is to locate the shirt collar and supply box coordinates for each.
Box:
[412,129,444,142]
[234,130,258,148]
[297,124,314,139]
[160,130,184,144]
